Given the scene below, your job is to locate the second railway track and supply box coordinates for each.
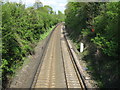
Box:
[31,23,87,89]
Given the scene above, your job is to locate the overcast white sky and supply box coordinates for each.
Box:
[6,0,68,13]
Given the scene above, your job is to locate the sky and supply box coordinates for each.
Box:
[6,0,68,13]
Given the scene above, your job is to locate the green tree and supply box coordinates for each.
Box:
[2,1,64,88]
[65,2,119,87]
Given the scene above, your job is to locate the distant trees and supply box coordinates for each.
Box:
[57,10,65,22]
[34,0,43,9]
[2,1,64,88]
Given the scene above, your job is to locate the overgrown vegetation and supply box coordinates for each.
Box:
[65,2,119,88]
[1,1,64,88]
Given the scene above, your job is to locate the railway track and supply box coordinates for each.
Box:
[31,23,87,89]
[63,29,87,89]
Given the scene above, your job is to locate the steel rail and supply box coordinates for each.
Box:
[60,37,69,89]
[30,23,60,88]
[30,23,87,89]
[63,31,87,90]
